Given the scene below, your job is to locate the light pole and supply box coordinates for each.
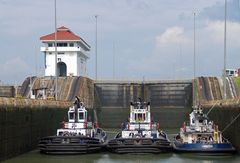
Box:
[194,12,196,82]
[193,12,197,108]
[54,0,58,100]
[223,0,227,100]
[95,15,98,81]
[113,42,115,79]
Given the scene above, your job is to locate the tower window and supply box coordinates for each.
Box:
[57,43,68,47]
[48,43,53,47]
[79,112,84,120]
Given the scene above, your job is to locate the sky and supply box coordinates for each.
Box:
[0,0,240,85]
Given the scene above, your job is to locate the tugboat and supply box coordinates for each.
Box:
[173,106,236,155]
[107,98,172,154]
[38,97,107,154]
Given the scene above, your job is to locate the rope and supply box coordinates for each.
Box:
[206,101,218,116]
[222,110,240,133]
[104,130,119,134]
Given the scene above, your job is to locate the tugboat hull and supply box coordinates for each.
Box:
[173,107,236,156]
[173,141,236,155]
[39,136,104,154]
[107,138,172,154]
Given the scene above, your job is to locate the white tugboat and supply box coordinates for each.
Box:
[38,97,107,154]
[107,98,172,153]
[173,106,236,155]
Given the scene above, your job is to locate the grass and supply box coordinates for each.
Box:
[234,77,240,89]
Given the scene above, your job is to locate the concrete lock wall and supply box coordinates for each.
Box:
[0,86,15,97]
[207,107,240,151]
[94,80,192,128]
[0,98,71,161]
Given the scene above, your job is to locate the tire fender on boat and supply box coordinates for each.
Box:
[134,139,142,145]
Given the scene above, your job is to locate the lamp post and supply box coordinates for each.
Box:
[113,42,115,79]
[194,12,196,82]
[223,0,227,100]
[193,12,197,108]
[95,15,98,81]
[54,0,58,100]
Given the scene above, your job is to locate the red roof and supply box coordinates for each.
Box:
[40,26,81,41]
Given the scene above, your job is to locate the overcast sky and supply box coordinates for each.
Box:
[0,0,240,84]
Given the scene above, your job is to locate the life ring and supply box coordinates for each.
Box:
[62,131,70,136]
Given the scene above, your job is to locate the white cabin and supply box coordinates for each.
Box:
[121,102,160,139]
[128,102,152,130]
[180,108,222,144]
[57,103,93,137]
[226,69,238,77]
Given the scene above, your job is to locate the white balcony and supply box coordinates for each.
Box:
[41,46,89,58]
[40,46,87,52]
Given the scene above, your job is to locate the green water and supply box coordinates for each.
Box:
[3,150,240,163]
[3,129,240,163]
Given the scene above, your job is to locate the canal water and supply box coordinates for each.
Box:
[3,129,240,163]
[3,150,240,163]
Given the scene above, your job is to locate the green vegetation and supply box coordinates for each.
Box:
[234,77,240,90]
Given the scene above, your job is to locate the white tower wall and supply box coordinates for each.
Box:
[45,53,56,76]
[77,54,87,76]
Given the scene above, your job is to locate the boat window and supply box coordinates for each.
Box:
[138,114,142,121]
[135,113,144,121]
[69,112,74,120]
[79,112,84,120]
[143,114,146,121]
